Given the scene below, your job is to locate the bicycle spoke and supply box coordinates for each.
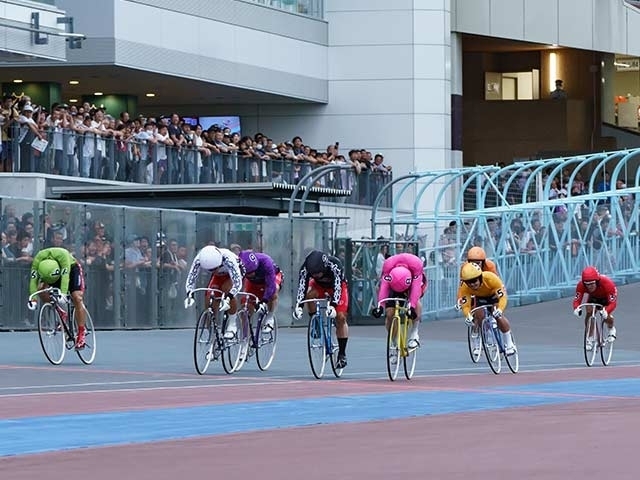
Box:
[256,313,277,371]
[38,303,66,365]
[194,310,215,375]
[307,314,326,379]
[74,306,97,365]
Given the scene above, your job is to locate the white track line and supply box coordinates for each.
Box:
[2,361,640,398]
[0,379,310,398]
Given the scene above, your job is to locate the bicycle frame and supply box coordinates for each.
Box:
[300,296,341,379]
[190,287,233,374]
[233,291,260,369]
[579,302,613,366]
[379,297,411,357]
[30,287,76,343]
[379,296,417,380]
[301,296,335,354]
[30,287,96,365]
[470,304,518,374]
[237,291,262,350]
[235,290,278,371]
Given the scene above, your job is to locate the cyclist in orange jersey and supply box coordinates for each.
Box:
[465,246,498,275]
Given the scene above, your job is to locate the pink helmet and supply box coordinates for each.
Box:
[387,265,412,292]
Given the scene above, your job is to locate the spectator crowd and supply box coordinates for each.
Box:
[0,95,393,206]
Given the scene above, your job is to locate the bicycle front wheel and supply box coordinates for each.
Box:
[584,315,597,367]
[193,310,215,375]
[600,318,614,366]
[504,331,519,374]
[403,319,417,379]
[467,324,482,363]
[329,319,343,378]
[386,316,401,381]
[232,312,251,373]
[481,319,501,374]
[256,313,278,371]
[307,314,326,379]
[73,305,96,365]
[38,303,66,365]
[222,314,244,374]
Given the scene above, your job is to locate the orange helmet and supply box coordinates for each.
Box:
[467,246,487,262]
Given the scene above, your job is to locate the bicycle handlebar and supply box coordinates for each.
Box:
[469,305,494,317]
[189,287,226,297]
[577,302,604,309]
[237,291,260,303]
[28,287,63,302]
[577,302,605,318]
[378,297,408,307]
[298,297,330,306]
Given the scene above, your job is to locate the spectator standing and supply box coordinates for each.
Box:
[550,79,567,100]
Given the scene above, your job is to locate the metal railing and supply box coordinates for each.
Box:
[362,150,640,321]
[5,128,392,208]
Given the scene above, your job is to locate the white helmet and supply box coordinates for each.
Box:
[198,246,223,270]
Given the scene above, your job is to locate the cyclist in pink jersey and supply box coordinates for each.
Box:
[372,253,427,348]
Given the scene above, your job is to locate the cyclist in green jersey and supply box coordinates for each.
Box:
[28,247,88,348]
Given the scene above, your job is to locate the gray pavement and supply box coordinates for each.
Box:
[1,283,639,394]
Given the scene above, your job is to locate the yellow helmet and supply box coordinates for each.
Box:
[467,246,487,261]
[461,262,483,282]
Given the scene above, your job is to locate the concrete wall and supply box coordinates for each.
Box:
[56,0,328,102]
[453,0,640,56]
[0,0,67,61]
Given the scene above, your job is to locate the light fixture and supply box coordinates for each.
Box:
[614,61,631,68]
[69,99,78,103]
[13,79,23,83]
[145,93,156,97]
[94,92,103,96]
[549,52,557,90]
[69,80,80,85]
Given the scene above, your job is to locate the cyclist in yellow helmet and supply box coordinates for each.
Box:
[459,262,515,357]
[457,245,499,304]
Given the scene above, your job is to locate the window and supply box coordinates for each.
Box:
[485,70,540,101]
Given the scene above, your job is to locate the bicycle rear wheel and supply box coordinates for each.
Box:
[329,319,343,378]
[307,314,326,379]
[504,331,519,374]
[386,316,401,381]
[222,314,244,374]
[481,319,501,374]
[584,315,597,367]
[467,324,482,363]
[256,313,277,371]
[193,310,216,375]
[38,303,66,365]
[600,318,614,366]
[73,305,97,365]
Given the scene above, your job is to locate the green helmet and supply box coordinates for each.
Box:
[38,258,61,285]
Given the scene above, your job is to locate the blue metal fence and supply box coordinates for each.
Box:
[368,149,640,320]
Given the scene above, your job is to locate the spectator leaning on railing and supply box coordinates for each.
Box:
[3,105,394,204]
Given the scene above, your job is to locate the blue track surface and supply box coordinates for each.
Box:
[3,377,640,457]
